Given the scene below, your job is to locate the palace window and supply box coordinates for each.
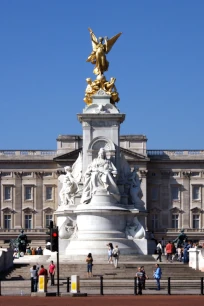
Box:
[193,214,200,229]
[25,186,32,200]
[4,215,11,229]
[192,186,200,200]
[25,215,32,229]
[151,214,159,229]
[46,187,53,200]
[172,214,179,229]
[45,214,53,227]
[171,186,180,201]
[151,187,159,201]
[4,186,11,200]
[191,172,200,177]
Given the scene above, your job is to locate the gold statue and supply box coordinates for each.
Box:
[84,76,120,105]
[86,28,122,76]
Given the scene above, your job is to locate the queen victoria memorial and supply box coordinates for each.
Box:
[0,28,204,255]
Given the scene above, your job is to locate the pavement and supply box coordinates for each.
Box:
[0,296,204,306]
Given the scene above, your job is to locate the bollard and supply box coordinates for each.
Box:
[201,277,204,295]
[0,279,1,296]
[38,275,47,293]
[100,276,104,295]
[71,275,80,293]
[168,277,171,295]
[134,277,137,295]
[31,277,34,293]
[67,277,70,293]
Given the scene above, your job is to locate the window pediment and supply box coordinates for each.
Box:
[43,206,54,214]
[150,207,161,213]
[169,207,182,213]
[1,207,15,213]
[191,207,202,213]
[22,207,36,214]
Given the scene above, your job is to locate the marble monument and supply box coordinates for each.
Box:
[55,28,154,255]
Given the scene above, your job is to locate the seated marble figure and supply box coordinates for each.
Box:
[81,148,120,204]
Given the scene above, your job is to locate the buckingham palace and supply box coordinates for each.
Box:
[0,134,204,247]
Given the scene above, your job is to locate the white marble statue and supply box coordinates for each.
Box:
[125,217,145,239]
[81,148,120,204]
[128,166,143,205]
[58,153,82,206]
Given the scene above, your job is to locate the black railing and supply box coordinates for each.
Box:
[0,277,202,296]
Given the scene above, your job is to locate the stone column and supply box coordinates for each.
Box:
[182,172,191,228]
[160,171,170,228]
[35,172,43,228]
[14,172,22,229]
[140,170,148,209]
[77,92,125,174]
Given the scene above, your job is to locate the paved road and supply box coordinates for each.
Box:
[0,296,204,306]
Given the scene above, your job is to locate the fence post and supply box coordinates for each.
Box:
[201,277,204,295]
[100,276,104,295]
[168,277,171,295]
[134,277,137,295]
[31,277,34,293]
[67,277,70,293]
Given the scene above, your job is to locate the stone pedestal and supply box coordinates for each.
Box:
[55,91,152,257]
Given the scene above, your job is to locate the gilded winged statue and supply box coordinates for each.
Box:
[86,28,122,76]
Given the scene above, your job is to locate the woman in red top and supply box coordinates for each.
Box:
[48,261,56,286]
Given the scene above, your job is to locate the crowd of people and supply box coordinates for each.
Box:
[136,264,162,295]
[30,261,56,292]
[13,245,43,258]
[155,238,198,264]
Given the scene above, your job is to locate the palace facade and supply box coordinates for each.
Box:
[1,134,204,247]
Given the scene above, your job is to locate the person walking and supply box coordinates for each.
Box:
[156,241,162,262]
[153,264,162,290]
[112,245,120,268]
[107,243,113,264]
[166,241,173,262]
[48,260,56,286]
[86,253,93,278]
[30,265,38,292]
[136,267,144,295]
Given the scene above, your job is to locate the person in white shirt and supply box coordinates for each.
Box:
[156,241,162,262]
[112,245,120,268]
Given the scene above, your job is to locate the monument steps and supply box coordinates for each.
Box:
[3,262,203,281]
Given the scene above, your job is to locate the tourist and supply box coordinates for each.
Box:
[37,246,43,255]
[161,237,166,254]
[38,265,48,276]
[156,241,162,262]
[48,260,56,286]
[112,245,120,268]
[107,243,113,264]
[153,263,162,290]
[31,248,36,255]
[141,266,148,290]
[86,253,93,278]
[30,265,38,292]
[166,241,173,262]
[136,267,144,295]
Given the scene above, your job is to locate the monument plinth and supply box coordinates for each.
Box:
[55,28,155,257]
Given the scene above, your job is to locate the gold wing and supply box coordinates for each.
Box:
[105,32,122,54]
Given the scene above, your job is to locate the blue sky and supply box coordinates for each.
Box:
[0,1,204,150]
